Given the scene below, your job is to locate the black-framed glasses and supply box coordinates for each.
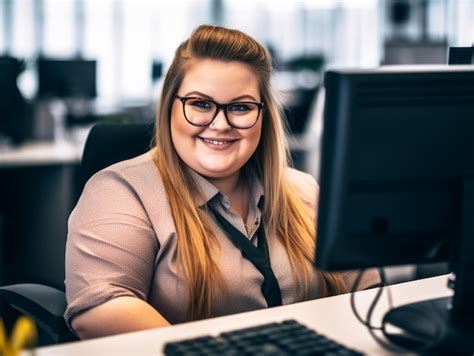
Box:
[174,94,264,129]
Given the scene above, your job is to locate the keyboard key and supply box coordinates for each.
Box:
[164,319,364,355]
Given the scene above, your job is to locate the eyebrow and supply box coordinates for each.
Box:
[183,91,260,102]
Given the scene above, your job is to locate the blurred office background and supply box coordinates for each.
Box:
[0,0,473,291]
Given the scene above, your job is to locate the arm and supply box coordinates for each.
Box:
[71,296,170,339]
[65,169,164,339]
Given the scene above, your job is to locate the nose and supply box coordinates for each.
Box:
[210,108,231,131]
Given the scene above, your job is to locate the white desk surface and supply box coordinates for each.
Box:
[31,275,451,356]
[0,141,83,167]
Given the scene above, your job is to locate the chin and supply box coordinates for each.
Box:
[198,166,239,179]
[201,170,233,179]
[196,162,231,175]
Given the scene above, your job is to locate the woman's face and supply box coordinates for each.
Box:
[171,59,263,180]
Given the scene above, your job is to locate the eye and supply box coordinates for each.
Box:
[188,99,213,111]
[229,103,253,112]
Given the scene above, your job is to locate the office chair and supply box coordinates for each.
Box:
[0,122,155,345]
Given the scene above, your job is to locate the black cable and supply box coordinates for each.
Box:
[349,268,383,330]
[349,268,407,353]
[365,268,406,352]
[379,267,446,354]
[350,268,445,354]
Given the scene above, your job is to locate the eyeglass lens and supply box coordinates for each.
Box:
[184,98,259,128]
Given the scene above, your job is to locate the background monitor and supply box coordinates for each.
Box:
[37,58,97,99]
[448,46,474,65]
[315,66,474,353]
[0,56,28,144]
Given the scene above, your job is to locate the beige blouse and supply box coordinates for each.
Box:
[64,150,380,329]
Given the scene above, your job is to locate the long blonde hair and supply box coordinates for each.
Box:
[153,25,347,320]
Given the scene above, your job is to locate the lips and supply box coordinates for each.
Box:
[197,136,239,150]
[199,137,238,145]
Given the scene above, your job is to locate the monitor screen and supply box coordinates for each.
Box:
[315,65,474,353]
[0,56,27,143]
[448,46,474,65]
[37,58,97,99]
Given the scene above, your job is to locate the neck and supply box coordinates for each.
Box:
[209,172,249,221]
[207,172,243,198]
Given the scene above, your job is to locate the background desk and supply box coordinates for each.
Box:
[33,275,452,355]
[0,141,83,288]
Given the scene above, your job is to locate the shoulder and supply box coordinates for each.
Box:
[94,149,159,180]
[341,269,382,291]
[83,150,163,196]
[286,167,320,209]
[286,167,318,187]
[71,151,165,225]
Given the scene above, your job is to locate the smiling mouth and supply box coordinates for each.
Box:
[199,137,238,145]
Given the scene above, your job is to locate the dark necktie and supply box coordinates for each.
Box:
[207,204,283,307]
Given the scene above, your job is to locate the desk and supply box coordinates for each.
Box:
[0,141,83,288]
[0,141,82,168]
[32,275,452,355]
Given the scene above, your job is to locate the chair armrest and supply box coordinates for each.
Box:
[0,283,69,334]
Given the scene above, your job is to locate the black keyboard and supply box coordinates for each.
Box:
[164,319,364,355]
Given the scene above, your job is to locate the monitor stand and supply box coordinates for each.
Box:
[383,179,474,354]
[383,295,474,353]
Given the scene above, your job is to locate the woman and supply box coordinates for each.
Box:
[65,25,380,339]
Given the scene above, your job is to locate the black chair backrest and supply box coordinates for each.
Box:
[80,123,155,192]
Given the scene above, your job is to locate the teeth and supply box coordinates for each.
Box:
[202,138,230,145]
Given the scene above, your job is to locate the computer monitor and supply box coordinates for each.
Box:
[37,58,97,99]
[448,46,474,65]
[315,66,474,353]
[0,56,28,144]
